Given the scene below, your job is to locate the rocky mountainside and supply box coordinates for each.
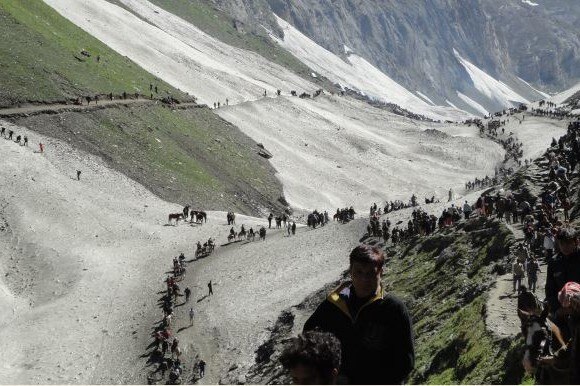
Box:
[206,0,580,115]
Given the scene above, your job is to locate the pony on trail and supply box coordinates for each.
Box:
[168,213,184,225]
[517,288,570,384]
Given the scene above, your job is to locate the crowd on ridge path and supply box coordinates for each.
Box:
[275,117,580,384]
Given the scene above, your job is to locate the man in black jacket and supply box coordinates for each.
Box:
[304,244,414,384]
[545,227,580,320]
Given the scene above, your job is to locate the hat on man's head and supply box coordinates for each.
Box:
[558,282,580,308]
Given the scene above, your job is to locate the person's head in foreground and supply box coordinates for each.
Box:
[349,244,385,298]
[280,331,341,384]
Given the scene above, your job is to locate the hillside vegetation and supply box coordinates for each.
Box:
[0,0,188,107]
[10,103,285,214]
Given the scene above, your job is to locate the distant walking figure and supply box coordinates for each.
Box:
[208,280,213,296]
[8,130,13,140]
[199,360,206,378]
[189,307,194,325]
[184,287,191,302]
[76,170,81,181]
[39,143,44,153]
[1,127,5,137]
[23,136,28,146]
[448,188,453,202]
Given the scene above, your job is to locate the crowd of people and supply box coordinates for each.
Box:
[146,252,208,384]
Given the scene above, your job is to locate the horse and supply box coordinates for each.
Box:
[247,231,255,241]
[227,232,237,243]
[238,228,247,239]
[168,213,184,225]
[517,289,570,384]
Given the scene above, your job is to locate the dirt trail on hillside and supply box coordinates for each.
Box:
[485,222,548,338]
[0,98,197,117]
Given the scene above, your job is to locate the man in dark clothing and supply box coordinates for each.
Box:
[304,245,414,384]
[208,281,213,296]
[198,359,206,378]
[268,213,273,229]
[545,228,580,320]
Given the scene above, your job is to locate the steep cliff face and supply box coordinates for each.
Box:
[205,0,580,115]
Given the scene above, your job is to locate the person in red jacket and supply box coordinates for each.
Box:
[304,244,414,384]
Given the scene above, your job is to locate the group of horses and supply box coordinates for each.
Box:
[168,207,207,225]
[227,225,266,243]
[195,239,215,259]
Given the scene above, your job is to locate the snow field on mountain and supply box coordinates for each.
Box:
[43,0,315,106]
[218,95,505,211]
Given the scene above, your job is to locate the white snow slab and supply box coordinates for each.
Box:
[550,82,580,105]
[454,49,529,107]
[217,95,505,212]
[457,91,489,116]
[271,14,472,121]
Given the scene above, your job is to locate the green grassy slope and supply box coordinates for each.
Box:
[12,104,284,214]
[0,0,189,107]
[385,218,525,384]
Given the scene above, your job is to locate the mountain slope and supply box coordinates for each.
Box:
[0,0,188,107]
[209,0,580,114]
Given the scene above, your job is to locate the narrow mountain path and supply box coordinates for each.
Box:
[485,161,550,338]
[0,99,198,117]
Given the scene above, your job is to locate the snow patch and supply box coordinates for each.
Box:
[457,92,489,116]
[550,82,580,105]
[453,49,529,107]
[517,76,550,99]
[271,15,471,121]
[521,0,539,6]
[416,91,435,105]
[43,0,315,107]
[446,100,460,110]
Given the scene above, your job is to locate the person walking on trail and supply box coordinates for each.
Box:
[39,143,44,153]
[292,222,296,235]
[189,307,194,326]
[527,257,541,293]
[512,258,525,292]
[184,287,191,302]
[76,170,81,181]
[303,244,414,384]
[23,136,28,146]
[1,127,5,137]
[448,188,453,202]
[268,213,273,229]
[463,201,472,220]
[8,130,13,140]
[208,280,213,296]
[199,359,206,378]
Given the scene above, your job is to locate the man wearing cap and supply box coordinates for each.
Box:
[303,245,414,384]
[546,228,580,319]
